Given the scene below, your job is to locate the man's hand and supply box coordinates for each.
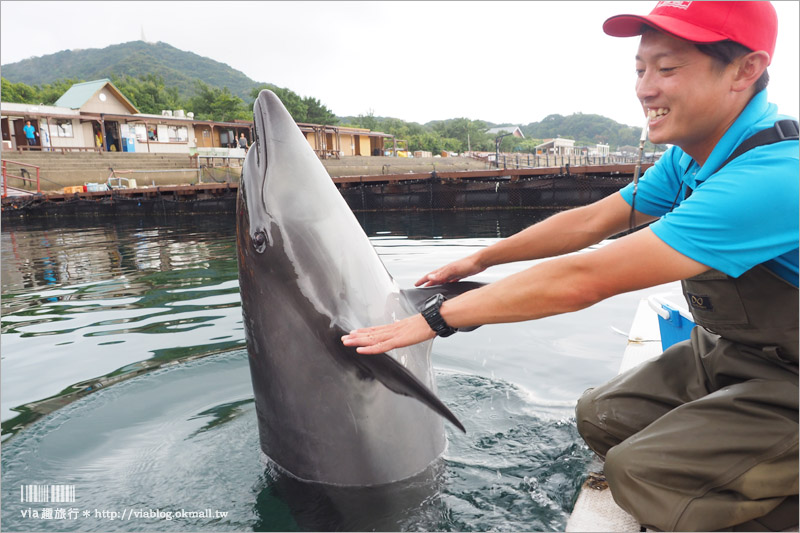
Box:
[415,256,485,287]
[341,314,436,354]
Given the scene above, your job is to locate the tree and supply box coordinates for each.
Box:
[1,78,42,104]
[353,109,378,131]
[430,118,492,152]
[248,85,336,125]
[113,74,182,115]
[250,84,308,121]
[510,138,545,153]
[188,81,250,122]
[302,96,337,125]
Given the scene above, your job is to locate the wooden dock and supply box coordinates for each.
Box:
[2,163,651,219]
[331,163,650,184]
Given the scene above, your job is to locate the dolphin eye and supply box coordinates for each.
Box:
[252,230,267,253]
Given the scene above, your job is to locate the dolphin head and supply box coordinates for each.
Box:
[236,90,464,486]
[241,90,402,335]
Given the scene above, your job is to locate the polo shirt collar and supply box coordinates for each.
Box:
[679,89,772,188]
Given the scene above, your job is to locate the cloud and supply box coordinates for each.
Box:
[2,1,797,127]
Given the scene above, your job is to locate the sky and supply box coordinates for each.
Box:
[1,1,798,128]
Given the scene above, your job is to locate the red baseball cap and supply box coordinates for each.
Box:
[603,1,778,64]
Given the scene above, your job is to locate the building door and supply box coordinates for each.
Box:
[325,133,335,156]
[13,118,40,149]
[196,126,212,148]
[105,121,121,152]
[2,118,11,147]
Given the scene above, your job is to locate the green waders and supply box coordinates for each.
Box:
[576,265,798,531]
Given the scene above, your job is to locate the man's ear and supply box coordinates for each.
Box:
[731,51,769,93]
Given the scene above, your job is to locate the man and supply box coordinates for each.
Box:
[22,120,37,147]
[342,2,798,530]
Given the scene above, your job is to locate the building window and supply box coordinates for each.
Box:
[168,125,188,142]
[54,119,73,138]
[134,124,148,142]
[152,124,188,143]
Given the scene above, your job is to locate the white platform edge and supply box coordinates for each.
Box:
[566,297,664,532]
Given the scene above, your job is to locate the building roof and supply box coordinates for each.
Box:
[54,79,139,113]
[535,137,576,149]
[1,102,79,116]
[486,126,524,138]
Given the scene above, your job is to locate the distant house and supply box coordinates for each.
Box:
[617,145,640,157]
[486,126,524,138]
[534,137,575,156]
[1,78,391,158]
[590,143,610,158]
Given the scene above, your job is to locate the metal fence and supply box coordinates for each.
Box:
[485,153,659,169]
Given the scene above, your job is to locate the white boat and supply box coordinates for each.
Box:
[566,292,693,532]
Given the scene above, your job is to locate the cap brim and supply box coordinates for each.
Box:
[603,14,729,44]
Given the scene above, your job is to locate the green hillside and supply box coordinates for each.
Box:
[521,113,651,151]
[2,41,659,150]
[1,41,259,101]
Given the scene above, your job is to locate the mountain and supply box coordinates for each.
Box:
[1,41,259,101]
[521,113,654,150]
[3,42,656,149]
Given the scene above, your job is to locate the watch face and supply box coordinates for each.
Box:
[424,294,443,311]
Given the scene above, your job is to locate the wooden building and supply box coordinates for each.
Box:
[299,123,392,159]
[1,79,392,159]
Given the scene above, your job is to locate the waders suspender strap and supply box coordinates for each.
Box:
[685,119,799,200]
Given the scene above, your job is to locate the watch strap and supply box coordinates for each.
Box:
[421,294,457,337]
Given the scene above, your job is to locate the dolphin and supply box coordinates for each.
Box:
[236,90,481,486]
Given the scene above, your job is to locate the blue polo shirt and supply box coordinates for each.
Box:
[619,90,799,287]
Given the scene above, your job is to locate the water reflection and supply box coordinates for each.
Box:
[1,215,243,436]
[0,210,604,439]
[2,210,648,531]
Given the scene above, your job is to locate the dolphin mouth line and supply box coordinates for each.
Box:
[252,98,269,217]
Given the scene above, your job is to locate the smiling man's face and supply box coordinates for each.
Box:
[635,30,747,164]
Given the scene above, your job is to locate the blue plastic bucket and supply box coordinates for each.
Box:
[656,305,695,351]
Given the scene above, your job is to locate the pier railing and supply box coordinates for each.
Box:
[488,152,659,169]
[2,159,41,198]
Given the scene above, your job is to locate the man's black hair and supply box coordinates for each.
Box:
[695,40,770,94]
[640,26,770,94]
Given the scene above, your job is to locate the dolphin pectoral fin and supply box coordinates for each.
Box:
[360,352,467,433]
[333,328,466,433]
[401,281,486,333]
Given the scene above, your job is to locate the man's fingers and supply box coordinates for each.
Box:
[342,330,395,354]
[342,327,390,347]
[341,315,435,354]
[415,273,439,287]
[356,343,390,355]
[415,269,459,287]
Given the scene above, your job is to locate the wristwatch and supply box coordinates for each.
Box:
[421,293,457,337]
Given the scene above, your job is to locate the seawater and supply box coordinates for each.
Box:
[1,211,665,531]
